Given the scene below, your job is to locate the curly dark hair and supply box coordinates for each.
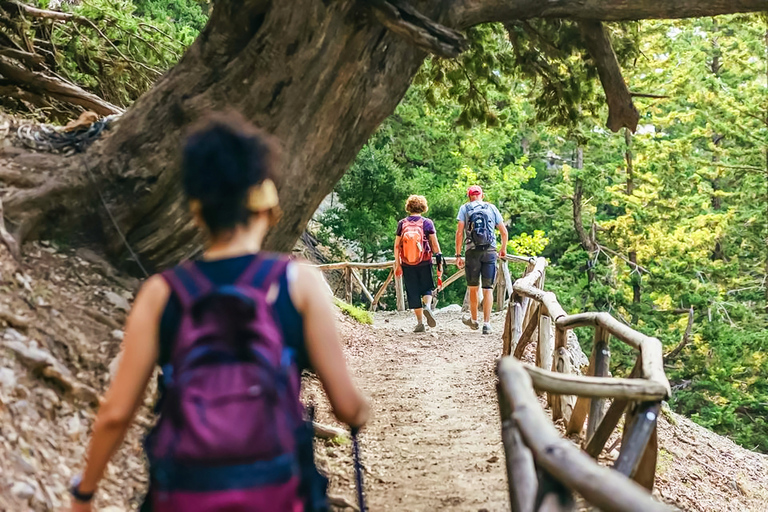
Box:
[182,112,281,234]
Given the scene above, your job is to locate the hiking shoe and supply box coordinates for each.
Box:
[462,315,479,330]
[482,323,492,335]
[423,306,437,328]
[413,323,426,333]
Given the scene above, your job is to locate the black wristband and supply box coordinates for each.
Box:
[70,475,95,503]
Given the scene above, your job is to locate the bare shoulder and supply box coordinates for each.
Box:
[291,260,324,284]
[133,274,171,311]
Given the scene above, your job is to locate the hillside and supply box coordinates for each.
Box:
[0,217,765,510]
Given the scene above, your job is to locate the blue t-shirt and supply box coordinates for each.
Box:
[457,201,503,250]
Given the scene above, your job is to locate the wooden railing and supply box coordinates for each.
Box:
[316,254,528,311]
[498,257,673,512]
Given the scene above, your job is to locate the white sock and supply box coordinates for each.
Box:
[484,322,491,328]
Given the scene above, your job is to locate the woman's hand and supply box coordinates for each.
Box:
[394,263,403,277]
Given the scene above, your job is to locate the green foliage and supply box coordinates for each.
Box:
[325,13,768,452]
[508,230,549,256]
[30,0,203,108]
[333,298,374,325]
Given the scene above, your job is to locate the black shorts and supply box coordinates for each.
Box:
[465,248,497,289]
[402,264,434,310]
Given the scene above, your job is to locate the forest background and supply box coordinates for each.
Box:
[3,0,767,453]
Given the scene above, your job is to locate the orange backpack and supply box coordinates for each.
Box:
[400,218,426,265]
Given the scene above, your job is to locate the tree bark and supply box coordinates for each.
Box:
[578,21,639,132]
[83,0,431,269]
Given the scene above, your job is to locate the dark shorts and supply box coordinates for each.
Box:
[465,248,497,289]
[402,264,434,310]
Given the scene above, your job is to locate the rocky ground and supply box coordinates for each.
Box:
[0,227,765,510]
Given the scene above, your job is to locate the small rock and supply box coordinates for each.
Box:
[109,352,123,381]
[11,452,36,474]
[66,415,84,440]
[105,291,130,312]
[11,481,35,500]
[3,327,26,341]
[111,329,125,341]
[0,367,16,391]
[37,388,60,410]
[14,272,33,293]
[486,455,499,463]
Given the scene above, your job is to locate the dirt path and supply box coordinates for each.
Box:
[310,307,510,511]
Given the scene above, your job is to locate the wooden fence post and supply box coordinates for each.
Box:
[395,272,405,311]
[587,327,611,440]
[614,401,660,489]
[496,382,537,512]
[496,259,508,311]
[344,266,353,303]
[548,327,568,411]
[513,301,522,351]
[536,314,554,372]
[371,268,394,311]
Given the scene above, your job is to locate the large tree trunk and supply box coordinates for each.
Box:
[86,1,431,270]
[4,0,767,271]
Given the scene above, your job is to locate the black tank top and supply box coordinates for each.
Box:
[157,253,310,371]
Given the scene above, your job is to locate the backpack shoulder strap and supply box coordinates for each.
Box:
[160,261,213,309]
[236,253,291,290]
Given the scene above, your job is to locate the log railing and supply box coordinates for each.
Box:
[316,254,530,311]
[498,256,673,511]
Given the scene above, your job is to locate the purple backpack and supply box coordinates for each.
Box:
[147,257,304,511]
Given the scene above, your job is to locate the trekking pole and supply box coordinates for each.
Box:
[350,426,366,512]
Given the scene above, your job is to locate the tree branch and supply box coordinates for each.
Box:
[572,180,597,253]
[630,92,669,99]
[578,20,639,132]
[456,0,768,28]
[0,56,122,115]
[370,0,467,58]
[664,307,694,361]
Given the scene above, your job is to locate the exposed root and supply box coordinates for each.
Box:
[0,198,19,260]
[0,168,45,188]
[0,304,30,328]
[81,306,123,331]
[4,339,101,406]
[4,176,87,247]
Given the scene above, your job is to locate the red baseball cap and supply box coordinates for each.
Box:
[467,185,483,197]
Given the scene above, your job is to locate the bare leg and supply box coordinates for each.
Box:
[469,286,480,321]
[482,288,493,323]
[414,308,423,324]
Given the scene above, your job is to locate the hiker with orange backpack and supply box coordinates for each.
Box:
[394,195,443,332]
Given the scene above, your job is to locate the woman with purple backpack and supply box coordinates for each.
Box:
[66,114,370,511]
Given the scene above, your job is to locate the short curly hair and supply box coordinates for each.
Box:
[405,195,428,214]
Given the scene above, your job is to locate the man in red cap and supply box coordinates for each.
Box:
[455,185,508,334]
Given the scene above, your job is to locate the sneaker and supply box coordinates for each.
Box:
[423,306,437,328]
[462,315,480,330]
[482,323,492,335]
[413,323,426,333]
